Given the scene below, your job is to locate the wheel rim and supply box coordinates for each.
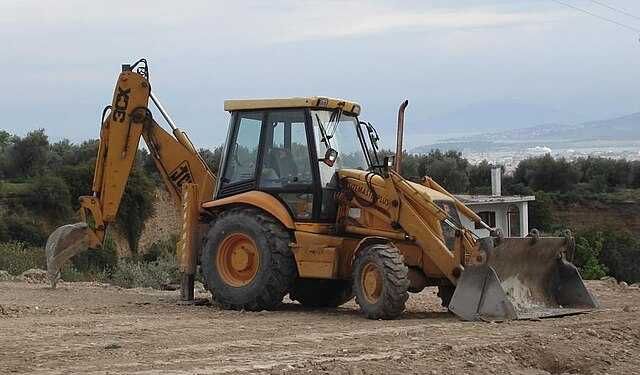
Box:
[361,263,383,304]
[216,233,260,287]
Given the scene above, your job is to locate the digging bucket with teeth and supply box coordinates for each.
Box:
[449,234,599,321]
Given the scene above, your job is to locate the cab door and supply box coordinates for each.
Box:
[217,111,264,197]
[258,109,316,220]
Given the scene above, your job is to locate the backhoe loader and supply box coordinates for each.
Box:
[46,59,598,321]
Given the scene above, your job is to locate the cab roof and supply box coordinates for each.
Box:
[224,97,361,115]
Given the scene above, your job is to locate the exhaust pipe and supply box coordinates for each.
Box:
[395,100,409,173]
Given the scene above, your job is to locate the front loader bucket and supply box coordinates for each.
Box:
[45,222,91,288]
[449,236,598,321]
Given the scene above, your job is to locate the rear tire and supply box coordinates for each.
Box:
[352,243,409,319]
[289,279,353,308]
[201,208,296,311]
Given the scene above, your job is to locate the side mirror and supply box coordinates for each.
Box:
[323,148,338,167]
[384,155,395,170]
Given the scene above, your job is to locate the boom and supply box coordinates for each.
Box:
[46,60,216,294]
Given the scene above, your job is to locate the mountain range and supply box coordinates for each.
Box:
[412,112,640,154]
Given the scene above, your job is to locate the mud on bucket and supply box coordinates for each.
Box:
[449,236,599,321]
[45,222,91,288]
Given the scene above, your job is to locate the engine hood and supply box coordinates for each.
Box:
[338,169,454,204]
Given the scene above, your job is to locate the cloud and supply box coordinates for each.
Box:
[1,0,638,147]
[267,5,556,42]
[0,1,558,47]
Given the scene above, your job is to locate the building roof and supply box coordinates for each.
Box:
[455,195,536,205]
[224,97,361,115]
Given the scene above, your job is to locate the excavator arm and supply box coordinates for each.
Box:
[46,60,216,298]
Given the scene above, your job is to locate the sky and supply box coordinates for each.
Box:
[2,0,640,149]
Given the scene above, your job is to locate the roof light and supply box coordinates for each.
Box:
[317,97,329,107]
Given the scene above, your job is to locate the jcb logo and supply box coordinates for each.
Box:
[112,87,131,123]
[169,161,193,192]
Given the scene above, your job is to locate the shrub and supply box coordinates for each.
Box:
[600,231,640,283]
[109,253,180,289]
[69,235,118,273]
[0,242,46,275]
[59,265,83,282]
[142,235,178,262]
[22,174,73,222]
[574,232,608,280]
[0,215,47,246]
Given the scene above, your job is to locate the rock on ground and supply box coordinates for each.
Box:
[600,276,617,284]
[0,270,12,282]
[17,269,48,283]
[194,281,206,293]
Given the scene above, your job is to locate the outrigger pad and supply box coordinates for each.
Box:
[449,236,598,321]
[45,222,90,288]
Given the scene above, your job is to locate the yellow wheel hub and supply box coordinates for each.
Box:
[361,263,383,304]
[216,233,260,287]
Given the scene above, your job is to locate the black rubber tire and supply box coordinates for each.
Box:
[437,285,455,308]
[352,243,409,320]
[289,278,354,308]
[201,207,296,311]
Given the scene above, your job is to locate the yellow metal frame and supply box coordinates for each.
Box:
[224,96,361,115]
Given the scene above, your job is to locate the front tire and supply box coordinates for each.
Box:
[201,208,296,311]
[352,243,409,319]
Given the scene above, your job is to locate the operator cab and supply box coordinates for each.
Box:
[219,97,379,222]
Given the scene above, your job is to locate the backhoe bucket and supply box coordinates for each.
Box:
[45,222,91,288]
[449,236,598,321]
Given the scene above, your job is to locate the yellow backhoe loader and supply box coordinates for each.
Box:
[46,59,598,321]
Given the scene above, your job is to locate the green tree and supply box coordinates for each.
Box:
[631,161,640,189]
[575,156,632,192]
[419,150,470,193]
[6,129,50,178]
[513,154,579,192]
[399,151,422,181]
[198,147,223,174]
[58,164,94,210]
[528,191,554,232]
[115,167,156,255]
[468,160,496,194]
[23,174,73,223]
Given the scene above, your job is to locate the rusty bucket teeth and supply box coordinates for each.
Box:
[449,236,599,321]
[45,222,91,288]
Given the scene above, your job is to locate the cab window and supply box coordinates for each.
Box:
[260,110,312,188]
[222,111,263,187]
[259,109,314,220]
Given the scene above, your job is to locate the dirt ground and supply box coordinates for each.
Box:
[0,280,639,375]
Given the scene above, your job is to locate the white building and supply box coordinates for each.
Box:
[455,168,535,238]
